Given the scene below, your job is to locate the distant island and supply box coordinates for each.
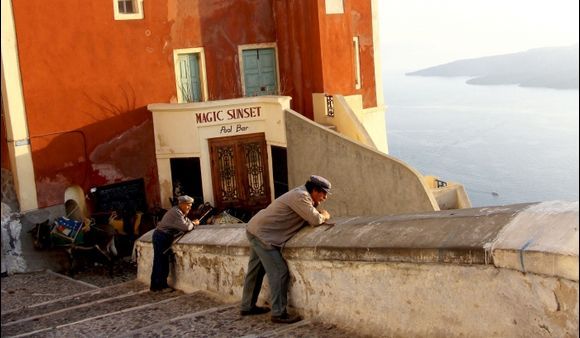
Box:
[407,44,579,90]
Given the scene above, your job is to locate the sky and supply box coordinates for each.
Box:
[377,0,580,72]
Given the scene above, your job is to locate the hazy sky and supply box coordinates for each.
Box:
[378,0,580,72]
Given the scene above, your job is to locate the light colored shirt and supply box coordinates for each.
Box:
[157,206,194,236]
[246,185,326,247]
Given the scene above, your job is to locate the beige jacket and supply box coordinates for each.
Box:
[246,185,326,247]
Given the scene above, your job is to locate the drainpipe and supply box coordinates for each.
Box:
[1,0,38,211]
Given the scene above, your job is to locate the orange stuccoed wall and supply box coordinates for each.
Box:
[319,0,377,107]
[10,0,377,209]
[273,0,377,119]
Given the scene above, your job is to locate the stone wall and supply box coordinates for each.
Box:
[1,199,69,274]
[1,202,27,274]
[1,168,19,212]
[284,110,439,216]
[2,162,91,274]
[135,201,579,337]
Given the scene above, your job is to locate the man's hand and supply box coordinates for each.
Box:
[187,219,200,231]
[320,210,331,222]
[192,219,200,230]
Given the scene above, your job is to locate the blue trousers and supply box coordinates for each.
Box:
[150,230,173,290]
[241,232,289,316]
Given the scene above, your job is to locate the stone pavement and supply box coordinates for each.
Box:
[1,270,366,337]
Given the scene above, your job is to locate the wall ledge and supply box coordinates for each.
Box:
[138,201,578,281]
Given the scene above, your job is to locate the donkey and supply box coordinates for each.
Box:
[29,218,119,276]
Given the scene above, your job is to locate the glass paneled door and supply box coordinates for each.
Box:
[209,133,271,216]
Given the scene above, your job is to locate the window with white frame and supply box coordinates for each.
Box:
[173,48,208,103]
[238,43,280,97]
[113,0,144,20]
[353,36,361,89]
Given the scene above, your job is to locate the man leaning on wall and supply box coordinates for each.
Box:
[150,195,199,292]
[240,175,332,324]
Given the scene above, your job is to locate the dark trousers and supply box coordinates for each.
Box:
[150,229,173,290]
[241,232,289,316]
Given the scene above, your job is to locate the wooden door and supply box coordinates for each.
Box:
[209,133,271,214]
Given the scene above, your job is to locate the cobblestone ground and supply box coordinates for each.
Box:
[122,305,365,338]
[1,261,371,338]
[1,280,145,323]
[1,270,97,313]
[69,258,138,287]
[1,258,136,314]
[28,292,229,338]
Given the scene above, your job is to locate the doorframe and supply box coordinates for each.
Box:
[238,42,281,97]
[173,47,208,103]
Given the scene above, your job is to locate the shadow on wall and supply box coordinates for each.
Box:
[29,106,159,209]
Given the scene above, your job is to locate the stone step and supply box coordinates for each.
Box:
[1,286,183,337]
[24,291,229,338]
[1,270,97,314]
[1,280,146,324]
[2,271,366,338]
[119,303,361,338]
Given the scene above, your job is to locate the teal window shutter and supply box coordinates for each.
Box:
[243,50,261,96]
[178,54,202,102]
[258,48,277,95]
[243,48,277,97]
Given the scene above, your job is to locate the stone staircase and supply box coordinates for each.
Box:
[1,271,359,337]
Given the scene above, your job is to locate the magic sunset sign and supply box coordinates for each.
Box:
[195,106,262,124]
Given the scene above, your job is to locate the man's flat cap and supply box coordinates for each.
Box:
[309,175,331,193]
[177,195,194,204]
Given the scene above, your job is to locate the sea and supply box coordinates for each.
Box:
[383,72,579,208]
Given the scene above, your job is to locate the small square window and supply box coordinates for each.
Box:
[113,0,144,20]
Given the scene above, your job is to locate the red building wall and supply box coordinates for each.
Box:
[11,0,278,208]
[273,0,378,119]
[318,0,377,107]
[350,0,378,107]
[13,1,164,207]
[10,0,377,209]
[273,0,325,120]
